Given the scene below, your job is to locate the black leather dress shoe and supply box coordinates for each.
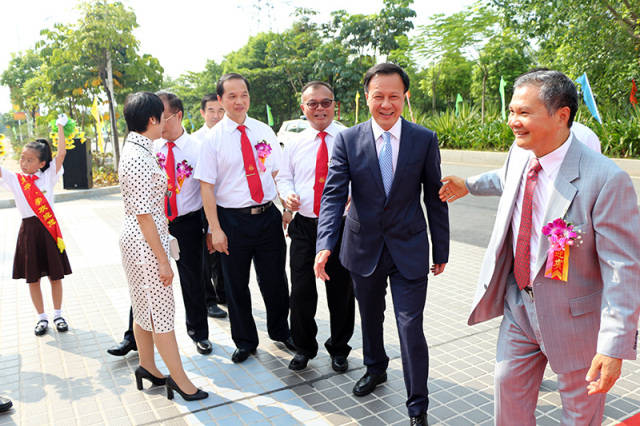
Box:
[207,304,228,318]
[353,371,387,397]
[107,339,137,356]
[196,339,213,355]
[0,396,12,413]
[410,412,427,425]
[331,355,348,373]
[231,348,256,363]
[288,353,309,371]
[277,336,296,351]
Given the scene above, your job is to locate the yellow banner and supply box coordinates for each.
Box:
[91,97,105,153]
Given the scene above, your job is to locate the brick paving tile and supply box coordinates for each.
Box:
[1,194,639,426]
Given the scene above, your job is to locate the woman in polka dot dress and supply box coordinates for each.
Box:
[119,92,206,401]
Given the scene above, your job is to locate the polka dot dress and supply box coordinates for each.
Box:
[118,132,175,333]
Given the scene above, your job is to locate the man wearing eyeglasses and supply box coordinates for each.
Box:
[276,81,355,373]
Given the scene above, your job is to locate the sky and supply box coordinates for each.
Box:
[0,0,475,113]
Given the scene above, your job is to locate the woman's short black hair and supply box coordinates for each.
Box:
[24,139,53,172]
[123,91,164,133]
[363,63,410,94]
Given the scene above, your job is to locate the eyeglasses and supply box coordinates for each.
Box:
[305,99,334,109]
[164,113,177,121]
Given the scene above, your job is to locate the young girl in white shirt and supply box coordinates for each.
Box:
[0,115,71,336]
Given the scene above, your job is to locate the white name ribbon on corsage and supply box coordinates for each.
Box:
[542,218,579,282]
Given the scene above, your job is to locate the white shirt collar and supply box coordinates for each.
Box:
[536,133,573,177]
[221,114,256,134]
[304,121,340,139]
[158,128,188,150]
[371,117,402,141]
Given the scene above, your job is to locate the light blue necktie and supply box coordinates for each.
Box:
[379,131,393,196]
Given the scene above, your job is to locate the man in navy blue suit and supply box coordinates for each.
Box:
[314,63,450,425]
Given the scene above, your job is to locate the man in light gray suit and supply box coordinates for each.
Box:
[440,70,640,424]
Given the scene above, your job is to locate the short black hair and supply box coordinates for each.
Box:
[363,63,410,94]
[217,73,250,97]
[200,93,218,111]
[24,139,53,172]
[156,90,184,116]
[300,81,334,103]
[513,70,578,127]
[124,92,164,133]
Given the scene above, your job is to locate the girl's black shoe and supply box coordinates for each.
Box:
[165,376,208,401]
[134,366,166,390]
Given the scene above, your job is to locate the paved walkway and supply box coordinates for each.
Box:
[1,192,639,425]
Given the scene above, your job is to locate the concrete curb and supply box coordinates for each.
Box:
[441,149,640,177]
[0,185,121,209]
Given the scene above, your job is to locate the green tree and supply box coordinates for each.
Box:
[493,0,639,111]
[1,50,44,126]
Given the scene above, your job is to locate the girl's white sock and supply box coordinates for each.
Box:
[53,309,62,319]
[39,312,48,321]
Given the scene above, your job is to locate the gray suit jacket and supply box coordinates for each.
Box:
[466,137,640,373]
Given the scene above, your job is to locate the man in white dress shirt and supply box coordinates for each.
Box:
[192,94,225,142]
[276,81,355,373]
[153,91,212,354]
[195,73,294,363]
[192,94,227,319]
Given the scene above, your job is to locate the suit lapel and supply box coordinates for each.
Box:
[494,147,530,245]
[363,120,386,196]
[533,138,580,276]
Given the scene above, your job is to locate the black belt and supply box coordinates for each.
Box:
[169,208,202,224]
[297,214,319,224]
[225,201,273,215]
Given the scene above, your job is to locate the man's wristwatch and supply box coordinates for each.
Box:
[283,208,293,214]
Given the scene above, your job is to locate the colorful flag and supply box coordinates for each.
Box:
[575,73,602,123]
[455,93,463,116]
[631,79,638,107]
[499,76,507,120]
[354,91,360,125]
[266,104,274,127]
[91,97,105,153]
[186,111,195,132]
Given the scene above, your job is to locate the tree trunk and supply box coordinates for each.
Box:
[432,65,439,112]
[481,67,487,124]
[105,50,120,171]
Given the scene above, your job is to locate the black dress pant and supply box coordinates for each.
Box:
[204,251,226,305]
[289,214,354,358]
[123,307,135,343]
[168,210,209,342]
[217,204,290,350]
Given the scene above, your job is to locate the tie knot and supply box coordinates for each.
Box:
[167,141,175,149]
[529,158,542,175]
[317,131,327,141]
[383,131,391,143]
[237,125,247,134]
[24,174,38,183]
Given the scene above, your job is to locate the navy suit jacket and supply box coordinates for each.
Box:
[316,118,449,279]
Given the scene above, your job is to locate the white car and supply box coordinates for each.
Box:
[277,118,347,148]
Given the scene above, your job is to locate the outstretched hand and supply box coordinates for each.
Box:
[439,176,469,203]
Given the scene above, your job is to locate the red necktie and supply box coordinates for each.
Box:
[313,131,329,217]
[514,158,542,290]
[165,141,178,221]
[237,125,264,204]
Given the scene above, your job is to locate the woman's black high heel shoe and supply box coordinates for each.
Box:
[165,376,208,401]
[135,366,166,390]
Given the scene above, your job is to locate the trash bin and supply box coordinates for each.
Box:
[62,138,93,189]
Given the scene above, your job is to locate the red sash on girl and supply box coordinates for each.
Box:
[18,173,65,253]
